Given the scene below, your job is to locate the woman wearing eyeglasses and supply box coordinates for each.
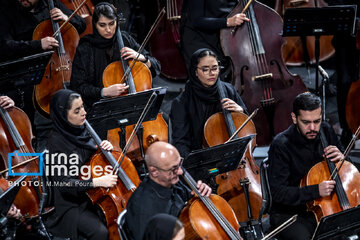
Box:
[169,48,248,186]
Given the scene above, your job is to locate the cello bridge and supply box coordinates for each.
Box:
[56,66,70,72]
[252,73,273,81]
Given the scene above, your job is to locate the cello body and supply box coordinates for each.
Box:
[179,194,240,240]
[33,19,79,117]
[0,107,42,219]
[300,160,360,222]
[102,28,168,162]
[204,112,263,232]
[274,0,334,66]
[149,0,188,80]
[220,0,307,146]
[85,150,140,240]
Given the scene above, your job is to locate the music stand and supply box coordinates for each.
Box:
[185,134,255,175]
[312,205,360,240]
[283,5,357,110]
[0,51,53,92]
[0,176,26,218]
[87,87,166,150]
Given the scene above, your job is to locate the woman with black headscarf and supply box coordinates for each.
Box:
[169,48,248,186]
[143,214,184,240]
[47,89,117,240]
[70,2,161,111]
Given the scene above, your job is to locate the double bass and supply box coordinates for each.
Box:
[274,0,334,66]
[0,106,46,219]
[220,0,307,146]
[300,129,360,222]
[84,120,140,240]
[33,0,80,117]
[149,0,188,80]
[103,23,168,162]
[203,80,264,238]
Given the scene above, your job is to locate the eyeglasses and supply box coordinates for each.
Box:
[197,66,220,75]
[153,157,184,175]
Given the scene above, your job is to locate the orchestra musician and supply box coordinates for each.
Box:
[180,0,249,81]
[124,141,212,240]
[69,2,161,112]
[169,48,247,188]
[46,89,117,240]
[268,92,345,239]
[0,0,86,152]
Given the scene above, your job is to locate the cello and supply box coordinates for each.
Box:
[103,16,168,162]
[0,106,46,219]
[274,0,334,66]
[300,128,360,222]
[84,120,141,240]
[203,80,264,238]
[179,166,242,240]
[220,0,307,146]
[149,0,188,80]
[33,0,80,117]
[61,0,94,37]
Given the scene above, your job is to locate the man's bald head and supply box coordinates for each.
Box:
[145,141,179,168]
[145,142,183,188]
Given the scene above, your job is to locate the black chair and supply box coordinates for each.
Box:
[259,157,272,220]
[117,209,129,240]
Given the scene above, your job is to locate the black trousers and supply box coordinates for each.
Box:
[270,212,317,240]
[77,209,108,240]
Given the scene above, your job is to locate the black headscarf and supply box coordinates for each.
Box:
[79,2,121,84]
[142,213,179,240]
[186,48,220,103]
[50,89,96,150]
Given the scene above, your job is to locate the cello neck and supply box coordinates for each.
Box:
[0,107,25,149]
[319,129,350,209]
[115,26,137,93]
[48,0,65,55]
[84,120,136,191]
[181,167,242,239]
[217,80,238,138]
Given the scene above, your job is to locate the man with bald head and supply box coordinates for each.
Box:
[124,141,212,240]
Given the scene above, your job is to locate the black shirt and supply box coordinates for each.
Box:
[0,0,86,61]
[180,0,237,65]
[268,122,343,215]
[124,177,191,240]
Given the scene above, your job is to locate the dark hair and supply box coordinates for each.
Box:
[293,92,321,116]
[66,93,81,111]
[172,219,184,238]
[196,49,218,66]
[93,2,117,24]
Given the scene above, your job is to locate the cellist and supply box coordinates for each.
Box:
[124,141,212,240]
[0,0,86,151]
[268,92,344,239]
[46,89,117,240]
[69,2,161,113]
[169,48,247,189]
